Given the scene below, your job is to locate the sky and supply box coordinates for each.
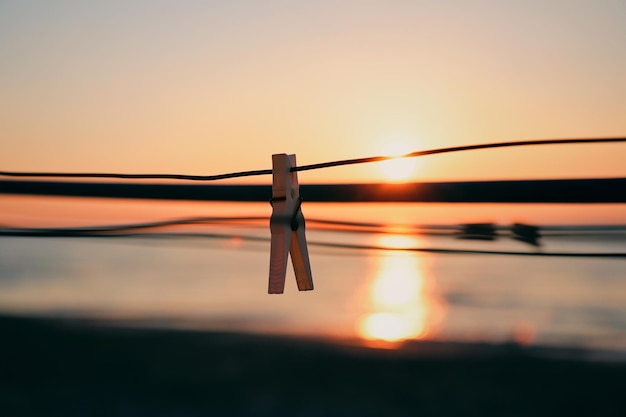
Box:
[1,0,626,183]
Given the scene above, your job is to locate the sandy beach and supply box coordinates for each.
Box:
[1,315,625,416]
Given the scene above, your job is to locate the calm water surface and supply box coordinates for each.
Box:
[1,226,624,353]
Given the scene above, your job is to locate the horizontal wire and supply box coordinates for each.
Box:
[293,137,626,172]
[1,229,623,258]
[309,240,626,258]
[1,137,624,181]
[3,216,626,237]
[0,169,273,181]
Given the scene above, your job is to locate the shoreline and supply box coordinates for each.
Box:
[2,314,625,416]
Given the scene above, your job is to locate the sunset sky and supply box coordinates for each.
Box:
[1,0,625,184]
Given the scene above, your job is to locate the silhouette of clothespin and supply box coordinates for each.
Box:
[456,223,498,241]
[511,223,542,247]
[268,153,314,294]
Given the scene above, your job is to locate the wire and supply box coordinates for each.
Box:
[1,137,624,181]
[3,216,625,236]
[3,216,625,257]
[294,137,626,172]
[0,169,272,181]
[1,228,624,258]
[308,240,626,258]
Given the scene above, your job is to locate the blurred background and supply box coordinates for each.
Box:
[1,1,626,415]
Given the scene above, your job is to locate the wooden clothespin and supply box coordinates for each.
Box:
[268,153,314,294]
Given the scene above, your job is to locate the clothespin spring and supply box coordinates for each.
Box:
[270,196,304,231]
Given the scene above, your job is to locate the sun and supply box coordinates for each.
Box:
[378,139,417,182]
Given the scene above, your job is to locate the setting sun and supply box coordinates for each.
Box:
[378,139,418,182]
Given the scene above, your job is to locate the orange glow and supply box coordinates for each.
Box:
[1,3,625,189]
[377,235,417,250]
[377,138,418,182]
[513,321,536,346]
[371,256,422,307]
[359,312,425,342]
[358,237,442,344]
[224,236,243,250]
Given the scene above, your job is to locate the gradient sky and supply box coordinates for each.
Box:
[1,0,625,183]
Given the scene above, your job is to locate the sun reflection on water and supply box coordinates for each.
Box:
[358,235,443,345]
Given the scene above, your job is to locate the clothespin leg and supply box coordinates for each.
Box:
[290,211,313,291]
[269,209,292,294]
[268,153,293,294]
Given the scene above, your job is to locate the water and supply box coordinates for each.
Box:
[1,223,624,354]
